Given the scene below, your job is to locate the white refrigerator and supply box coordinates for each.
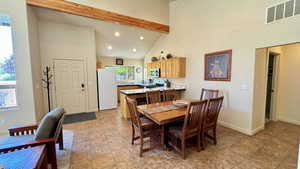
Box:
[97,69,117,110]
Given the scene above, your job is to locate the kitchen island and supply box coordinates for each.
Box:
[119,86,186,119]
[117,82,161,103]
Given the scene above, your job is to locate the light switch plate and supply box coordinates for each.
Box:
[240,84,249,91]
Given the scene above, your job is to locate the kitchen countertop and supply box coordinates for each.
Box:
[120,86,186,95]
[117,82,160,88]
[117,82,143,87]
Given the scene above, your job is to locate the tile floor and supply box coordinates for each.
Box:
[64,109,300,169]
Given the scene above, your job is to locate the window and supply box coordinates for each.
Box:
[105,66,135,81]
[0,14,17,109]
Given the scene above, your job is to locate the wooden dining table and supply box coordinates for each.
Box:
[137,101,187,148]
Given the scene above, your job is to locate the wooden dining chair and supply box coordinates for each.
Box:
[163,89,177,101]
[200,88,219,100]
[202,96,224,148]
[146,90,162,104]
[126,97,161,157]
[167,100,208,159]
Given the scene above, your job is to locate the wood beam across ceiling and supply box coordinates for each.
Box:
[26,0,170,34]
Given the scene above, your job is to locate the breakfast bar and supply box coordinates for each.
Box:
[119,87,186,119]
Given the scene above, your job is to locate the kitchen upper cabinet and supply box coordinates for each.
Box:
[147,61,161,76]
[147,62,153,77]
[169,58,186,78]
[147,57,186,78]
[160,60,167,78]
[152,62,161,69]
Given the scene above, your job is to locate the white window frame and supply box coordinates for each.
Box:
[0,81,18,110]
[0,14,18,110]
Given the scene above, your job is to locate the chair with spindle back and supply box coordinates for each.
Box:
[126,97,161,157]
[146,90,162,104]
[167,100,208,159]
[200,88,219,100]
[202,96,224,148]
[163,89,177,102]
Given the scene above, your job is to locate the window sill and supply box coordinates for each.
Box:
[0,106,19,112]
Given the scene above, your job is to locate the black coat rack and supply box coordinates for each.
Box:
[42,66,53,112]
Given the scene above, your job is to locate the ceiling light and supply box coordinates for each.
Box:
[108,45,112,50]
[140,36,144,40]
[132,48,137,52]
[114,32,120,37]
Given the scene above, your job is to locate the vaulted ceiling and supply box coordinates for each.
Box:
[33,7,162,59]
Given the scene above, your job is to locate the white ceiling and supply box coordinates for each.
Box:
[33,7,162,59]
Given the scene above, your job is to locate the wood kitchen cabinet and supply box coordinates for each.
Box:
[169,58,186,78]
[117,85,141,103]
[147,62,153,77]
[147,61,161,76]
[160,60,167,78]
[152,62,161,69]
[147,57,186,78]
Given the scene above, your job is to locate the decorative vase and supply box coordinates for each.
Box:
[166,54,173,59]
[151,57,159,62]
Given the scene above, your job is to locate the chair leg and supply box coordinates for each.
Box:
[47,141,57,169]
[139,134,144,157]
[197,134,201,152]
[181,139,186,159]
[201,131,205,150]
[58,130,64,150]
[213,128,217,145]
[131,125,135,145]
[41,152,48,169]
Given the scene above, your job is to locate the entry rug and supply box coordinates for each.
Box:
[64,112,96,124]
[57,130,74,169]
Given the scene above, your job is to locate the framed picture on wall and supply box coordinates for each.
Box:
[205,49,232,81]
[116,58,123,65]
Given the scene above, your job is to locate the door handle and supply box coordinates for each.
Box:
[81,84,85,91]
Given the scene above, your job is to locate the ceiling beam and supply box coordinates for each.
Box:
[26,0,170,34]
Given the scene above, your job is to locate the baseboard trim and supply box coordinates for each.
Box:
[88,108,99,113]
[218,120,252,135]
[278,116,300,125]
[250,125,265,135]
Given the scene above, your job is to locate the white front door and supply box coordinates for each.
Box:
[54,59,86,114]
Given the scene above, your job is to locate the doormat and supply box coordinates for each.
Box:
[64,112,97,124]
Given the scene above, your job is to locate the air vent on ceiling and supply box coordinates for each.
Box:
[285,0,294,17]
[267,7,275,23]
[276,3,285,20]
[266,0,300,24]
[295,0,300,15]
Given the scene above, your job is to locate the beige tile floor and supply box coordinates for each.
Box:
[64,109,300,169]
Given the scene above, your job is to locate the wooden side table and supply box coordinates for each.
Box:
[0,145,48,169]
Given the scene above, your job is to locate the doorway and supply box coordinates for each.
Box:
[265,52,278,122]
[53,59,87,114]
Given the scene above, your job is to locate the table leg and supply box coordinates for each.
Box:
[161,125,166,150]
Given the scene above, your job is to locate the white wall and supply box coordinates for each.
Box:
[145,0,300,135]
[66,0,169,25]
[0,0,36,134]
[276,43,300,124]
[27,7,45,121]
[98,56,144,81]
[38,21,98,113]
[253,48,268,132]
